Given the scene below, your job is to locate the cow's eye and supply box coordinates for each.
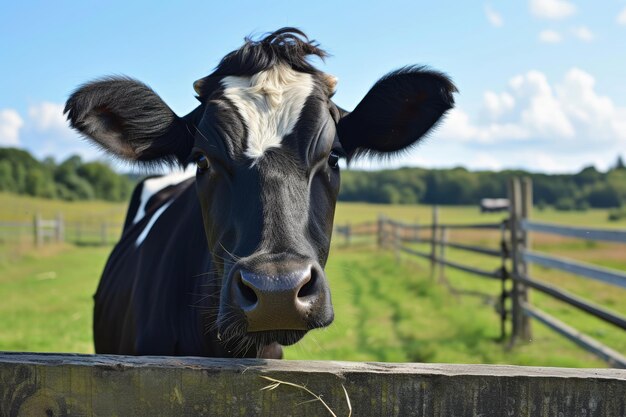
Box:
[328,150,340,169]
[195,155,210,174]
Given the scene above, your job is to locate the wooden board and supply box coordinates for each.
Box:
[1,353,625,416]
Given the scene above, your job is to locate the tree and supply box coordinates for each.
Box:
[78,161,132,201]
[0,160,15,192]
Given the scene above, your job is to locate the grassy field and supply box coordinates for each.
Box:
[334,201,626,228]
[0,194,625,367]
[0,192,128,223]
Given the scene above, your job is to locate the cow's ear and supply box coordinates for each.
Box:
[337,66,457,160]
[64,77,197,166]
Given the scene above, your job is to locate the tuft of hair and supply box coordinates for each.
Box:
[194,27,328,100]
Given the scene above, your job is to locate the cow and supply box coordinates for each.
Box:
[64,28,456,359]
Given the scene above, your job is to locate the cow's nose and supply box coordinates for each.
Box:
[230,264,326,332]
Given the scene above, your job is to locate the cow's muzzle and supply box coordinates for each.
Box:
[228,258,333,334]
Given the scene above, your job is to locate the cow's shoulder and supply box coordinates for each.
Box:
[123,167,196,233]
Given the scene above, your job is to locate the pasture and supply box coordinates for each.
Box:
[1,195,625,367]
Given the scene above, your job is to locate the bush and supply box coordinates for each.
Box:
[554,197,576,211]
[608,208,626,222]
[536,200,548,211]
[575,200,590,211]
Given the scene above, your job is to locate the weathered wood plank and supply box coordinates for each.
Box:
[521,250,626,289]
[1,352,625,417]
[522,304,626,369]
[515,273,626,330]
[521,220,626,244]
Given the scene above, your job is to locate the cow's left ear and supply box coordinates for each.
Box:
[337,66,457,159]
[65,77,200,166]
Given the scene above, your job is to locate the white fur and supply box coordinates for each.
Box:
[221,65,314,160]
[135,200,174,247]
[132,166,196,225]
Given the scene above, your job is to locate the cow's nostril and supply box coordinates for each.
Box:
[297,267,318,299]
[236,273,258,308]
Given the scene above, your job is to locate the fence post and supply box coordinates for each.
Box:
[34,213,43,247]
[430,206,439,278]
[55,212,64,243]
[377,215,384,248]
[509,177,532,344]
[438,226,448,283]
[101,222,108,245]
[77,222,82,244]
[499,220,509,341]
[394,221,401,261]
[346,222,351,247]
[519,177,533,340]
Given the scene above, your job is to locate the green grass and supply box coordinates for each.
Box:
[0,245,107,353]
[0,241,620,367]
[284,247,610,367]
[0,192,128,223]
[0,193,624,367]
[333,202,626,228]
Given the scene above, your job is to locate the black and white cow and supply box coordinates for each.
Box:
[65,28,456,358]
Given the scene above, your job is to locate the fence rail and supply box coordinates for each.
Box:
[522,303,626,368]
[521,249,626,290]
[521,219,626,244]
[0,215,123,248]
[1,353,625,417]
[515,274,626,331]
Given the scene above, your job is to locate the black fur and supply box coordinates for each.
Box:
[194,27,327,101]
[64,77,194,166]
[65,28,457,359]
[337,66,457,160]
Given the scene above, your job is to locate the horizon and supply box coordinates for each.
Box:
[3,144,624,177]
[1,1,625,174]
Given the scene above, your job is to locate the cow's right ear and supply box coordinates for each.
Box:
[64,77,196,166]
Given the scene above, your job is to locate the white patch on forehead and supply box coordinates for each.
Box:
[221,65,315,160]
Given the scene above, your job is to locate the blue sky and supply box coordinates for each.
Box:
[1,0,625,173]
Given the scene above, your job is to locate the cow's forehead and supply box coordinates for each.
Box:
[219,64,336,162]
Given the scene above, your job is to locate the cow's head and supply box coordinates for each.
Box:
[65,28,456,354]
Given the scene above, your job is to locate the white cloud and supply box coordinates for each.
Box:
[556,68,626,141]
[434,68,626,149]
[538,30,563,43]
[571,26,594,42]
[471,153,504,171]
[483,91,515,119]
[28,102,71,135]
[618,7,626,25]
[510,70,575,138]
[0,109,24,146]
[437,108,531,143]
[530,0,576,19]
[485,5,504,27]
[18,101,103,162]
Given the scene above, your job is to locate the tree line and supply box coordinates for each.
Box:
[1,147,624,210]
[0,148,134,202]
[340,157,626,210]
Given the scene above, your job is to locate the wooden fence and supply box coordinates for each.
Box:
[0,215,123,248]
[335,178,626,368]
[509,178,626,368]
[1,353,625,417]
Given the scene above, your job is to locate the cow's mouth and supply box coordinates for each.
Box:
[247,329,308,347]
[217,328,308,357]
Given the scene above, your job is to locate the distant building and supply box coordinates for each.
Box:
[480,198,509,213]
